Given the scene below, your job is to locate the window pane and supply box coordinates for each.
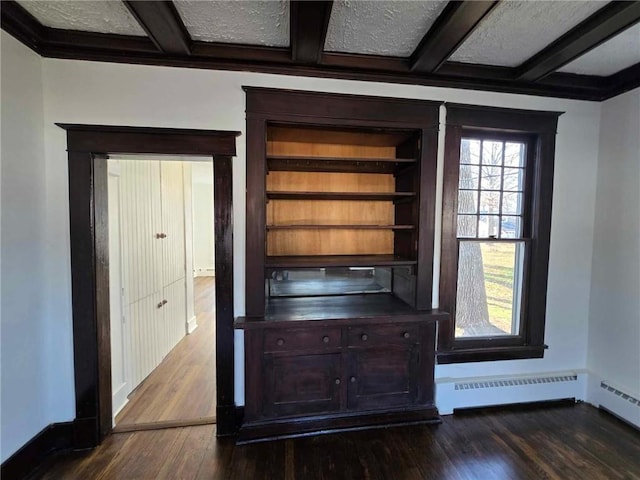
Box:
[502,192,523,215]
[482,140,503,166]
[481,166,502,190]
[458,190,478,214]
[505,142,525,167]
[503,168,524,192]
[457,215,477,237]
[501,216,522,238]
[479,191,500,214]
[461,139,481,164]
[479,215,500,237]
[459,164,479,189]
[455,241,525,338]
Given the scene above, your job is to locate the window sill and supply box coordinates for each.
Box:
[436,344,547,364]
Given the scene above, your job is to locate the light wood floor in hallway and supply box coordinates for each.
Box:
[115,276,216,427]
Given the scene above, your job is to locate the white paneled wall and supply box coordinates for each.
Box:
[110,158,190,408]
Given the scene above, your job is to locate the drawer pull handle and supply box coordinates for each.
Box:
[350,376,356,383]
[276,338,284,346]
[335,378,341,385]
[361,334,368,341]
[322,336,330,344]
[403,332,410,339]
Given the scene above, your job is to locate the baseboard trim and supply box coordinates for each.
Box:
[194,270,215,278]
[237,406,441,444]
[216,404,239,437]
[187,315,198,334]
[1,421,74,480]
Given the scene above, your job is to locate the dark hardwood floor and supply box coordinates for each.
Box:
[31,403,640,479]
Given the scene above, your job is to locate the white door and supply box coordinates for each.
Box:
[108,163,129,419]
[119,160,163,304]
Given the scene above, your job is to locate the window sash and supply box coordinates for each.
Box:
[453,239,529,341]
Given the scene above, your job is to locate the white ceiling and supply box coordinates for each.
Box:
[17,0,146,36]
[325,0,448,57]
[173,0,289,47]
[559,22,640,76]
[450,0,607,67]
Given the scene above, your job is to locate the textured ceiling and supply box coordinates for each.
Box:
[325,0,448,57]
[450,0,607,67]
[174,0,289,47]
[558,23,640,76]
[17,0,145,36]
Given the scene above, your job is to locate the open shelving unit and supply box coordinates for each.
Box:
[238,88,446,443]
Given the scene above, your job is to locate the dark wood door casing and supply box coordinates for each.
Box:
[60,124,240,448]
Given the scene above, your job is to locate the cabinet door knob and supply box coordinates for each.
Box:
[156,233,162,239]
[361,334,368,341]
[162,299,168,305]
[335,378,341,385]
[403,332,410,339]
[350,376,356,383]
[157,302,163,309]
[322,336,330,344]
[276,338,284,346]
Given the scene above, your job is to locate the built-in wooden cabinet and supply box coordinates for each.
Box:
[237,88,448,443]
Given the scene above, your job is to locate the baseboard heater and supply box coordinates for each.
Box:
[598,381,640,429]
[437,373,582,414]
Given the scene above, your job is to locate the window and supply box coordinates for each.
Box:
[438,105,562,363]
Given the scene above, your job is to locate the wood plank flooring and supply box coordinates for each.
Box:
[115,277,216,427]
[33,403,640,479]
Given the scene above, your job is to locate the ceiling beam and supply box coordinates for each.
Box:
[516,2,640,82]
[290,0,333,64]
[410,1,499,73]
[123,1,191,55]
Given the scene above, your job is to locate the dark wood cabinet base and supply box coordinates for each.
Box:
[237,406,441,444]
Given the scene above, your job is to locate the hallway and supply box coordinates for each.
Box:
[115,277,216,428]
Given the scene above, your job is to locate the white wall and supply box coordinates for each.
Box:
[588,88,640,398]
[191,162,215,276]
[0,33,603,452]
[0,32,51,462]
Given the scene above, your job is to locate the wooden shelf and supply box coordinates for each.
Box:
[266,191,416,202]
[261,294,435,322]
[267,155,416,174]
[266,224,415,230]
[265,254,417,269]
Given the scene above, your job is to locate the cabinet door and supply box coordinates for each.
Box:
[128,291,164,390]
[161,278,187,356]
[347,345,419,410]
[119,160,163,304]
[263,354,342,418]
[160,161,186,285]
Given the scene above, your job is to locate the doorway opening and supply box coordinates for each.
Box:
[107,155,217,432]
[60,124,239,448]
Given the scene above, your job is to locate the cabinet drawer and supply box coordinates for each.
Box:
[348,324,419,347]
[264,327,342,353]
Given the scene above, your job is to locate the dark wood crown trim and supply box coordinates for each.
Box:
[410,1,500,73]
[0,0,44,52]
[603,62,640,100]
[123,0,191,55]
[1,0,635,101]
[291,0,333,64]
[516,2,640,82]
